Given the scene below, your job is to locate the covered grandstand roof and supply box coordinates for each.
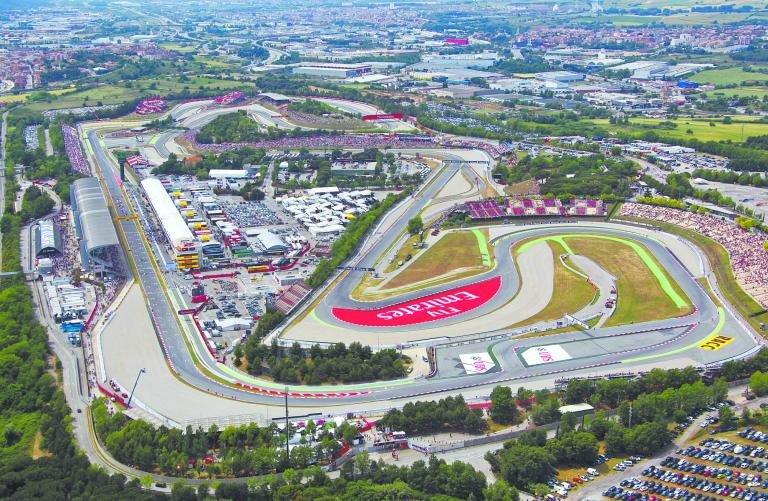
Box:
[35,219,62,257]
[71,177,119,251]
[140,178,194,248]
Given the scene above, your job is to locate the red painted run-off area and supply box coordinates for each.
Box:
[332,276,502,327]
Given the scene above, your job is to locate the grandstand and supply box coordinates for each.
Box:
[461,197,606,220]
[135,98,167,115]
[214,91,244,105]
[272,283,311,315]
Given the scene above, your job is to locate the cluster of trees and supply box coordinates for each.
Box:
[692,168,768,188]
[189,453,517,501]
[377,395,487,435]
[94,393,520,501]
[195,111,337,144]
[244,341,407,384]
[19,185,54,222]
[154,147,267,180]
[236,181,266,201]
[487,407,671,494]
[0,155,162,498]
[495,154,635,197]
[634,195,687,209]
[495,54,552,75]
[92,398,346,476]
[750,370,768,396]
[306,189,410,288]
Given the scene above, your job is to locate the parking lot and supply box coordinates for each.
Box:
[601,425,768,501]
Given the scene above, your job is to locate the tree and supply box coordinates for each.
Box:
[558,412,578,436]
[494,444,557,489]
[605,426,628,456]
[627,422,671,456]
[407,215,423,235]
[751,371,768,396]
[490,386,519,424]
[484,480,520,501]
[719,405,737,430]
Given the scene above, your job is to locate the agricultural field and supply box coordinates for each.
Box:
[589,117,768,142]
[702,86,768,98]
[690,68,768,86]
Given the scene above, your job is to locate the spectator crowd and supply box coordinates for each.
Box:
[620,202,768,307]
[61,124,92,176]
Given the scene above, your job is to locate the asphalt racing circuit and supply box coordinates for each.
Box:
[77,99,764,428]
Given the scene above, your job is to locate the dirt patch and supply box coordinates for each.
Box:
[504,178,540,196]
[30,431,51,459]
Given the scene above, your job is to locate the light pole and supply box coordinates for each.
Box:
[126,368,146,407]
[284,386,290,467]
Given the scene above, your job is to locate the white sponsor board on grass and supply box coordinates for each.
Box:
[459,353,496,374]
[521,345,572,366]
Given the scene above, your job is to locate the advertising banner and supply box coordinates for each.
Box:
[520,345,572,366]
[332,276,502,327]
[459,353,496,374]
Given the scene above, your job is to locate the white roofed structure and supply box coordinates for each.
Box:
[209,169,249,179]
[141,178,194,249]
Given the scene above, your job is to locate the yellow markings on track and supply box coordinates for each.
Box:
[699,335,734,351]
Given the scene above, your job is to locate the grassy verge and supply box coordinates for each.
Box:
[507,240,595,329]
[386,230,488,289]
[617,216,768,333]
[383,233,423,273]
[566,237,689,327]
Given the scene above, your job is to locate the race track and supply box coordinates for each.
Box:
[76,100,764,427]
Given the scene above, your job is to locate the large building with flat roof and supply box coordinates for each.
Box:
[70,177,123,275]
[293,63,372,78]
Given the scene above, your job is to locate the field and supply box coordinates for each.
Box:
[566,237,690,327]
[159,43,198,53]
[19,85,143,113]
[508,240,596,329]
[589,117,768,142]
[133,77,245,94]
[702,86,768,98]
[690,68,768,86]
[8,77,247,117]
[0,88,74,104]
[385,231,488,289]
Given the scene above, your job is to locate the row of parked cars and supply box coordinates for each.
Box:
[648,461,768,499]
[663,455,768,488]
[679,445,768,473]
[546,467,601,497]
[739,429,768,444]
[602,424,768,501]
[616,456,645,471]
[604,477,719,501]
